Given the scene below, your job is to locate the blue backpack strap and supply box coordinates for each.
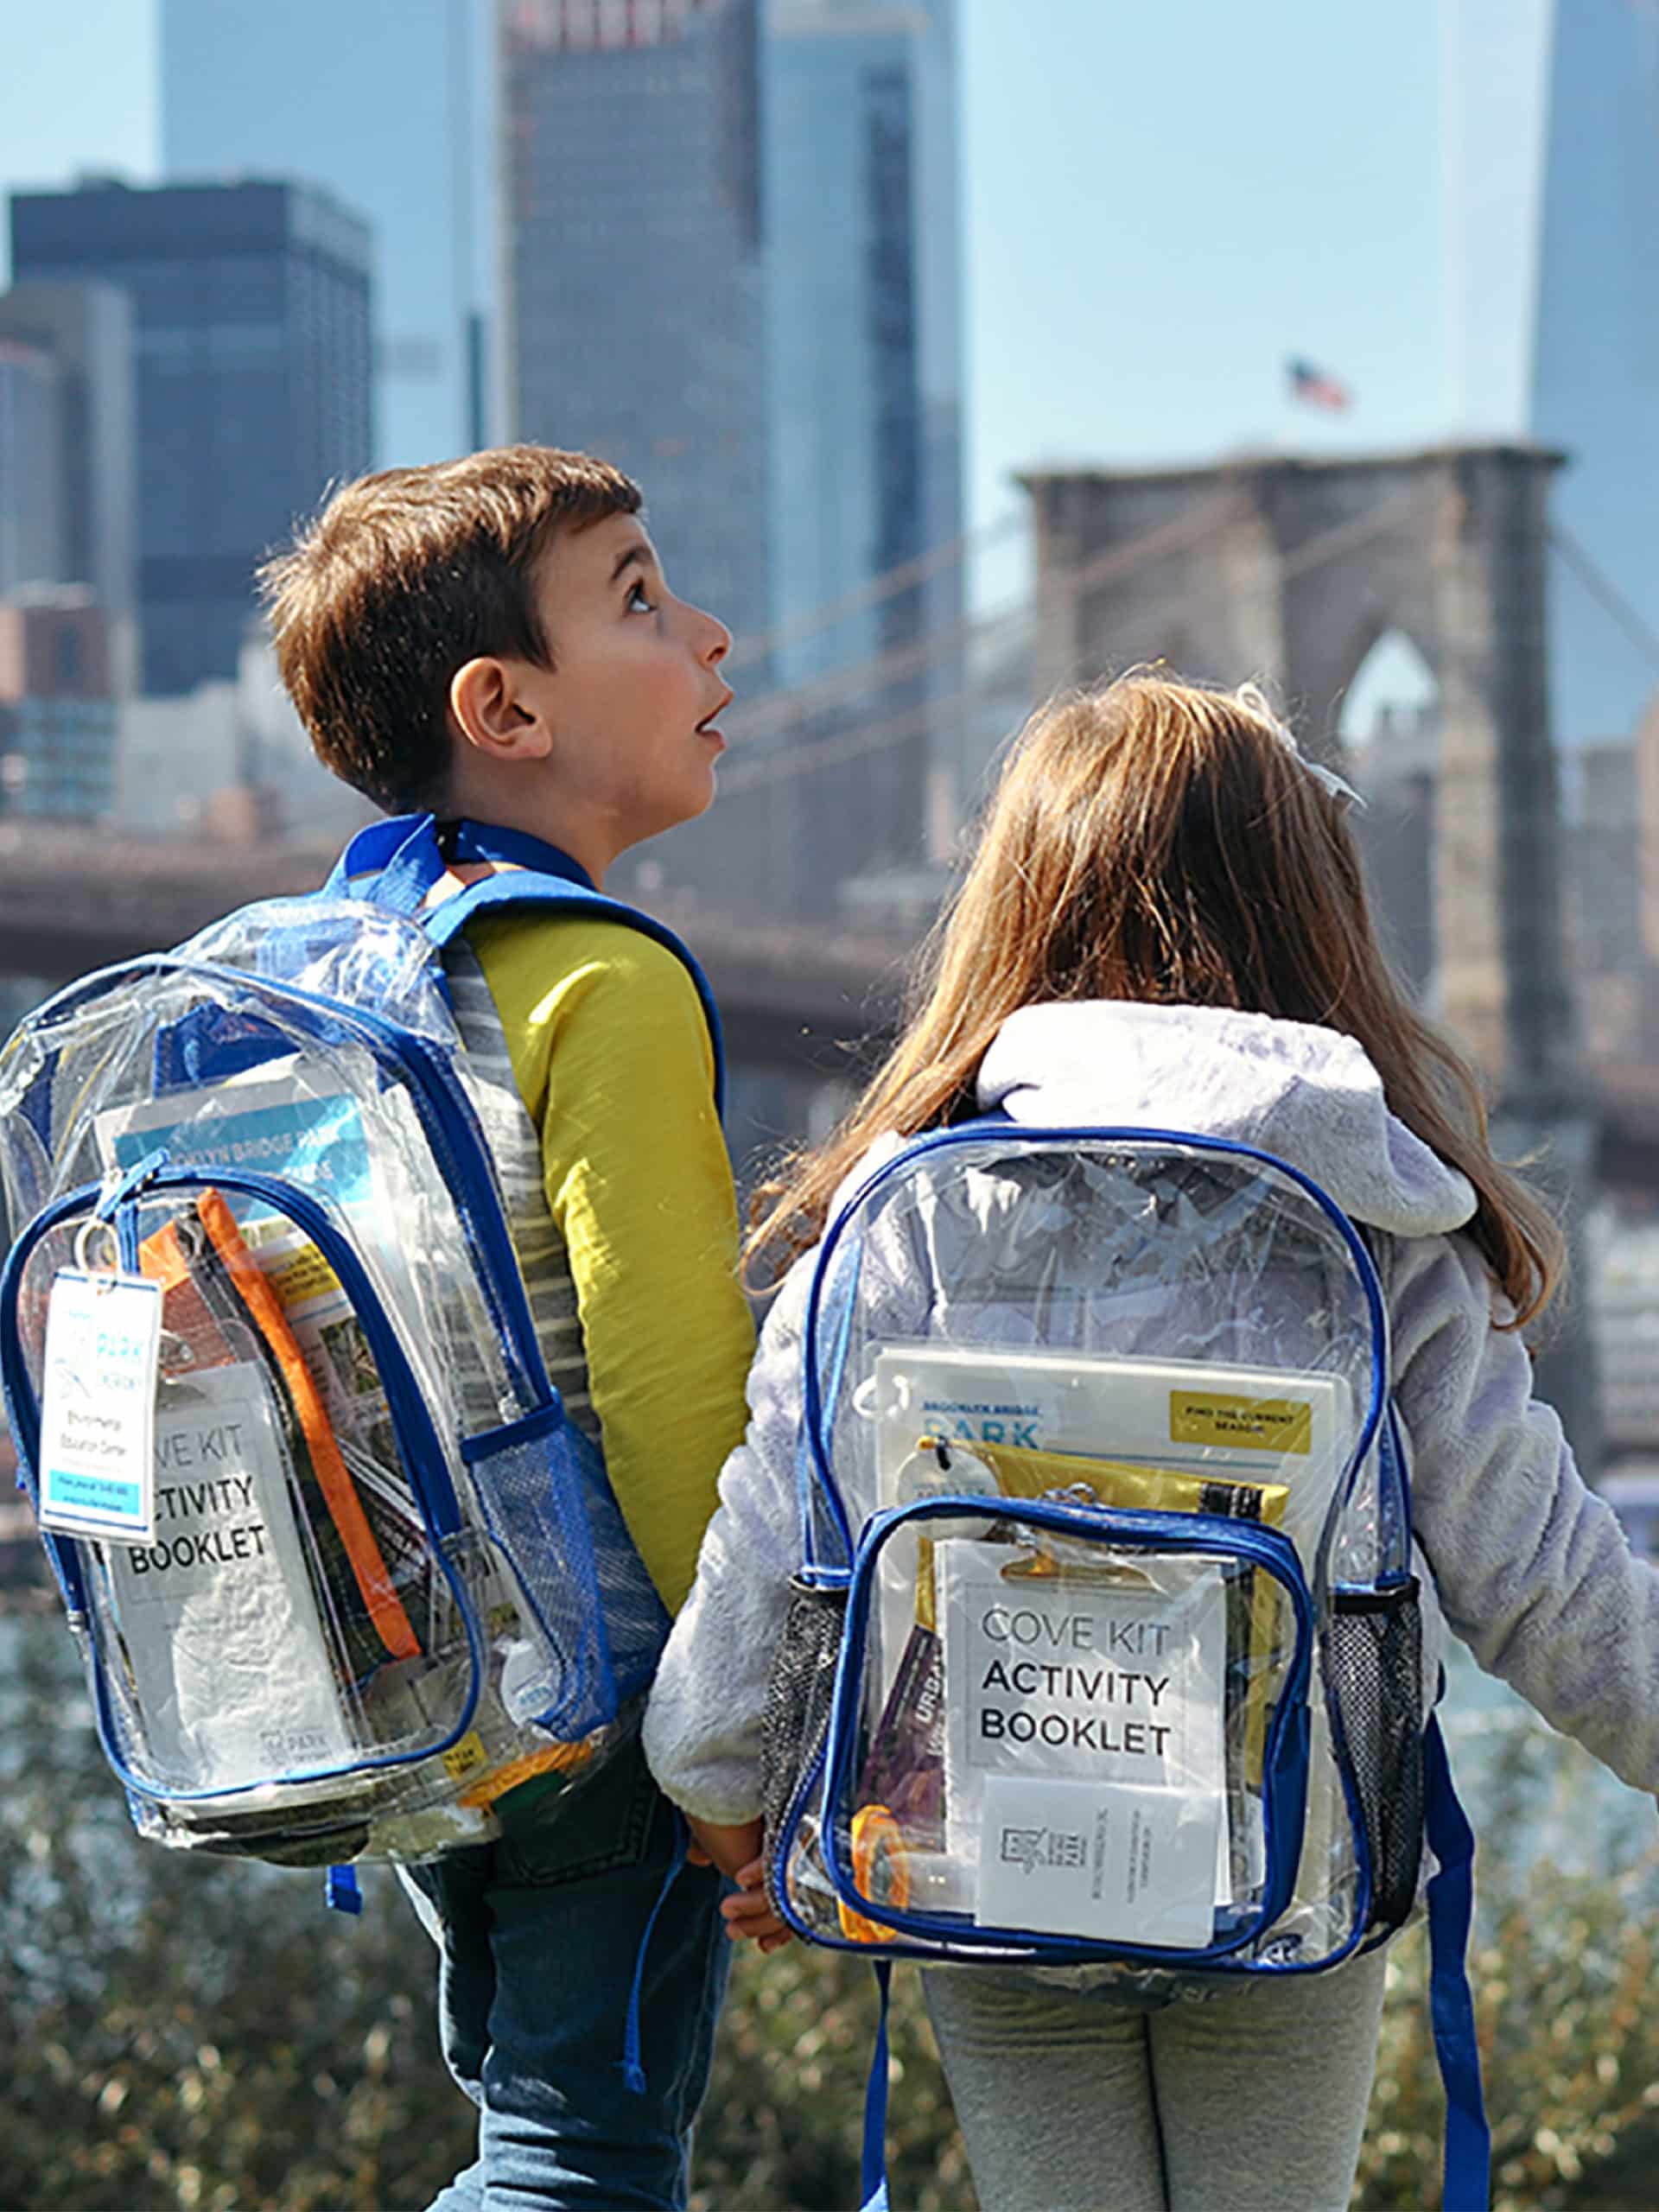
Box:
[320,815,726,1112]
[620,1808,692,2094]
[324,1863,363,1915]
[424,878,726,1118]
[1422,1710,1491,2209]
[859,1960,893,2212]
[321,812,447,914]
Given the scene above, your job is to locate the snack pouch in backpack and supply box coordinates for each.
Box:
[759,1122,1490,2209]
[0,814,717,1868]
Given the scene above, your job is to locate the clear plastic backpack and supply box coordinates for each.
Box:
[757,1122,1488,2212]
[0,815,721,1882]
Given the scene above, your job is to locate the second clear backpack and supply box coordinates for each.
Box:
[757,1121,1490,2210]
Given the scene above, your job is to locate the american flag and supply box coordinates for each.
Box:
[1287,358,1352,411]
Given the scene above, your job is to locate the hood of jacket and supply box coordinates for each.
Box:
[976,1000,1477,1239]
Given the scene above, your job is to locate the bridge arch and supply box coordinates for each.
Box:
[1023,443,1574,1106]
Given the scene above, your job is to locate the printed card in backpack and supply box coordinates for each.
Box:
[111,1360,358,1787]
[937,1540,1230,1943]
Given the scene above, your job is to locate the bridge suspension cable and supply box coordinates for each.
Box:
[724,508,1027,672]
[1548,524,1659,676]
[724,492,1240,753]
[721,482,1453,793]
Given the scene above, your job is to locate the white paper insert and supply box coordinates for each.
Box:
[977,1773,1222,1947]
[937,1543,1230,1939]
[93,1056,374,1211]
[106,1361,354,1787]
[873,1343,1349,1569]
[38,1269,163,1544]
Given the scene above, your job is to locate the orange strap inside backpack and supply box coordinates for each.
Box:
[142,1193,420,1662]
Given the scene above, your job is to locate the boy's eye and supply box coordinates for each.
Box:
[626,578,657,613]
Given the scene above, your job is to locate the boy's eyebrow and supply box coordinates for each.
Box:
[608,539,652,583]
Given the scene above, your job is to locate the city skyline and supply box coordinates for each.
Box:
[2,1,1657,744]
[0,0,1451,555]
[10,176,372,695]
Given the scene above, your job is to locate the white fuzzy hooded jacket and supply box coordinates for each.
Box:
[642,1000,1659,1823]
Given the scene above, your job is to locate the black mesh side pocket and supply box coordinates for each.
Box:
[760,1576,849,1926]
[1327,1579,1425,1935]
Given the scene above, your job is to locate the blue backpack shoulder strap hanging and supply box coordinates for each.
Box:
[1376,1365,1490,2209]
[323,813,726,1109]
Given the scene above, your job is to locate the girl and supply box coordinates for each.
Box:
[645,674,1659,2212]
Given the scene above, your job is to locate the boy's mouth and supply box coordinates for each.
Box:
[697,690,734,746]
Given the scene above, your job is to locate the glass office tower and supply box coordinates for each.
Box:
[500,0,771,654]
[160,0,499,467]
[760,0,963,905]
[1445,0,1659,745]
[764,0,963,692]
[10,178,372,695]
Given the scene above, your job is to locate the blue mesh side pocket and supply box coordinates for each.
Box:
[461,1406,671,1738]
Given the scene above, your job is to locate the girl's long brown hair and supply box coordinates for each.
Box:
[749,673,1564,1325]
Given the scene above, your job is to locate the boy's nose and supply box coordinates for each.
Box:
[694,606,731,664]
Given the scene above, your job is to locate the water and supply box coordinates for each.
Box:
[1434,1642,1656,1883]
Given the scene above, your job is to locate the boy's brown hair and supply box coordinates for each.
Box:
[259,445,641,812]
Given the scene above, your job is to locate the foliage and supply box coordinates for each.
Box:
[690,1945,976,2212]
[0,1614,967,2211]
[1355,1713,1659,2212]
[3,1611,1659,2210]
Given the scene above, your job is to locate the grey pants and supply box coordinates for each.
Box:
[921,1948,1389,2212]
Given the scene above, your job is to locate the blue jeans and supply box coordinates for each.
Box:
[402,1733,730,2210]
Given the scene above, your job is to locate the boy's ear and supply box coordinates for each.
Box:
[449,655,554,764]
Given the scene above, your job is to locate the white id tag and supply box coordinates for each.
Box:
[37,1268,164,1545]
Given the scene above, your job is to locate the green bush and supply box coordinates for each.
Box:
[1356,1713,1659,2212]
[3,1611,1658,2210]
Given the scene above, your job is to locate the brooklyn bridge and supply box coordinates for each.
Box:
[3,443,1658,1477]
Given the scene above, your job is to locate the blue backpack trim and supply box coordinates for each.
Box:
[0,1159,492,1805]
[798,1119,1392,1571]
[323,814,727,1114]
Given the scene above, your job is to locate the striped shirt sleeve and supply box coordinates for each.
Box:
[465,911,756,1614]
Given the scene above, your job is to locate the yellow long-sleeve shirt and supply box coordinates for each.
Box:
[463,910,755,1615]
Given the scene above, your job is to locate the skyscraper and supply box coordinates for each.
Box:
[159,0,499,466]
[0,336,61,598]
[1443,0,1659,746]
[0,591,118,821]
[0,280,138,687]
[764,0,963,690]
[10,178,372,696]
[500,0,770,652]
[761,0,964,903]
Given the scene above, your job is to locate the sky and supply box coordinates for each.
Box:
[0,0,1452,709]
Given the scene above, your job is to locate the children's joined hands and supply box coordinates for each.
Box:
[719,1858,792,1953]
[683,1814,794,1952]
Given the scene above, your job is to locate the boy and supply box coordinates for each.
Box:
[260,446,758,2209]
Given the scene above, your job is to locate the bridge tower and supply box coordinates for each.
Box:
[1024,443,1600,1465]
